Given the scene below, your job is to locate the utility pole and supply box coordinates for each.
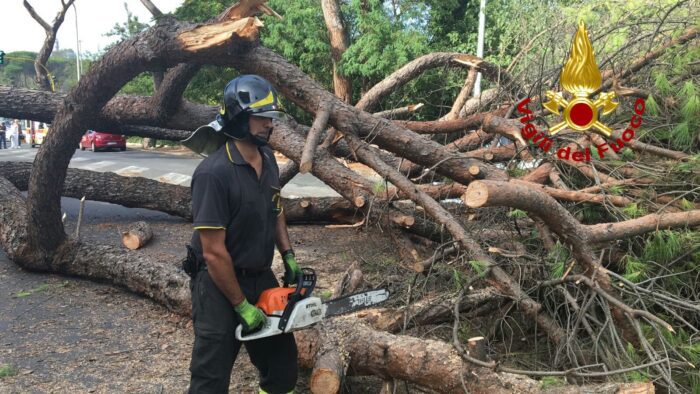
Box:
[73,2,81,81]
[473,0,486,97]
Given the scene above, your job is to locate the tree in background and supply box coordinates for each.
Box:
[23,0,76,91]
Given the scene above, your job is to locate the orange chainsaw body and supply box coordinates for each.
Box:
[256,287,295,315]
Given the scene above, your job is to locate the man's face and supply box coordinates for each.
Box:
[248,115,273,142]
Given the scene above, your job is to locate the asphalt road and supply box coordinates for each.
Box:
[0,144,340,198]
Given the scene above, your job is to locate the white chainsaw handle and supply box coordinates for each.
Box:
[235,316,283,341]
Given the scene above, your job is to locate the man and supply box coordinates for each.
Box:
[9,120,19,149]
[182,75,301,394]
[0,121,6,149]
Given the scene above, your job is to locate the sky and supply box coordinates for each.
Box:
[0,0,185,55]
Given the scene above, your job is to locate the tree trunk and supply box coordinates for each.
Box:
[321,0,352,104]
[122,221,154,250]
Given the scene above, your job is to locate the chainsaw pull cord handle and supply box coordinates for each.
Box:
[278,268,316,331]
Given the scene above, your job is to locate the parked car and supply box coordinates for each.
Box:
[79,130,127,152]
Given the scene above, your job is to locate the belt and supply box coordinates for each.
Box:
[198,263,268,278]
[235,267,268,277]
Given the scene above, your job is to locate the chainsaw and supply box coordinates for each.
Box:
[235,268,389,341]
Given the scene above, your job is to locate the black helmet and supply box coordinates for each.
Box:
[219,75,287,124]
[182,75,288,156]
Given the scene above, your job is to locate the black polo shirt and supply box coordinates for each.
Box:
[190,140,282,271]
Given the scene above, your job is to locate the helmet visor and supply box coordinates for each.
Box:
[250,110,290,121]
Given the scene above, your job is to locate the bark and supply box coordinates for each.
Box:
[0,177,191,314]
[360,287,501,333]
[600,27,698,91]
[26,15,261,260]
[334,261,363,297]
[279,160,299,187]
[394,112,487,134]
[321,0,352,103]
[356,53,513,112]
[444,67,478,120]
[447,128,494,152]
[587,210,700,243]
[296,319,542,393]
[610,129,689,160]
[461,180,694,344]
[459,88,499,118]
[139,0,163,17]
[23,0,75,91]
[300,102,332,173]
[122,221,154,250]
[373,103,424,119]
[336,130,568,346]
[0,161,192,219]
[231,46,509,185]
[467,337,487,361]
[281,197,361,224]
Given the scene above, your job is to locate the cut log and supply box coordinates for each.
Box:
[388,212,415,228]
[300,101,332,173]
[122,221,154,250]
[310,348,346,394]
[467,336,487,361]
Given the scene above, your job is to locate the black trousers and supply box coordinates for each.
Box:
[188,269,298,394]
[0,132,5,149]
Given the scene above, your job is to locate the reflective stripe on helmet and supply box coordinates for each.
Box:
[249,90,275,109]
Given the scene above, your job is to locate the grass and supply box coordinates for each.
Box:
[0,364,17,378]
[540,376,565,389]
[13,281,68,298]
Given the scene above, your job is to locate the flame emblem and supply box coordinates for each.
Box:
[543,21,618,136]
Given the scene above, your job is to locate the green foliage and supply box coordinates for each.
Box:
[339,0,429,95]
[372,180,386,194]
[507,209,527,219]
[645,95,660,117]
[609,185,625,195]
[0,364,17,378]
[654,72,673,95]
[468,260,488,277]
[540,376,565,389]
[621,256,647,282]
[622,202,647,218]
[620,147,636,161]
[0,50,86,92]
[548,241,570,278]
[104,3,149,43]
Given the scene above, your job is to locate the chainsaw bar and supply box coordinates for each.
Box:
[323,289,390,317]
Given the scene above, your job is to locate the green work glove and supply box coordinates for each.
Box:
[234,299,266,334]
[282,250,302,286]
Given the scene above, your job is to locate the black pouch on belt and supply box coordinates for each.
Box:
[182,244,199,279]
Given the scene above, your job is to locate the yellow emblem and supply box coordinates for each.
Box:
[544,21,618,136]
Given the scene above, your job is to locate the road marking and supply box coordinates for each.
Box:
[16,152,37,159]
[73,160,116,170]
[159,172,191,186]
[70,157,90,162]
[114,166,149,177]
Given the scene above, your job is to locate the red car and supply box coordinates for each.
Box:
[79,130,126,152]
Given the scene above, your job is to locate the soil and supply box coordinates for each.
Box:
[0,198,406,393]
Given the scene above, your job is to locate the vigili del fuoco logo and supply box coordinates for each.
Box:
[517,21,646,162]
